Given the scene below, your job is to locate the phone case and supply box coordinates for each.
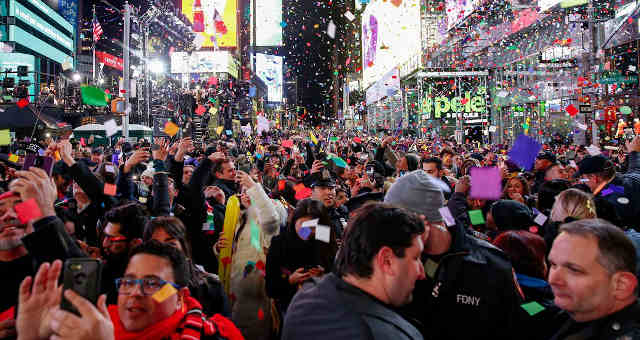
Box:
[61,258,103,316]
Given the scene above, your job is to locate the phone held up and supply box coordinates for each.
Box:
[60,258,103,316]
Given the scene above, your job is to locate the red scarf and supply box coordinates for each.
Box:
[108,292,244,340]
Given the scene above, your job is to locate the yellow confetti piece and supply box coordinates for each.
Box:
[216,126,224,135]
[152,283,177,303]
[164,122,179,137]
[8,154,18,163]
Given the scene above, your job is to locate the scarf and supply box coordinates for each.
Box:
[108,292,244,340]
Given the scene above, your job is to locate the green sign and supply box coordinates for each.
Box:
[8,26,73,64]
[24,0,73,34]
[421,86,487,119]
[11,1,73,51]
[598,74,638,84]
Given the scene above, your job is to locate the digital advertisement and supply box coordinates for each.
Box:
[170,51,238,78]
[361,0,420,89]
[251,0,282,46]
[182,0,238,48]
[256,53,283,102]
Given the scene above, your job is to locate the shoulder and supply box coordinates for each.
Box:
[283,275,371,340]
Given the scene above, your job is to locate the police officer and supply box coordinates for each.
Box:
[574,138,640,229]
[310,172,348,240]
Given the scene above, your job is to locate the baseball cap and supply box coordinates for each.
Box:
[574,155,613,177]
[536,151,557,163]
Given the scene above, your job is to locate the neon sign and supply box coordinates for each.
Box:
[422,86,486,119]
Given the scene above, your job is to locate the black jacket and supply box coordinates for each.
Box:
[550,300,640,340]
[594,151,640,230]
[283,273,423,340]
[2,216,86,314]
[513,274,565,340]
[265,230,337,314]
[68,161,117,245]
[328,205,349,240]
[401,222,522,340]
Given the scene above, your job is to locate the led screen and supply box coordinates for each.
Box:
[182,0,237,48]
[170,51,238,78]
[252,0,282,46]
[256,53,283,102]
[361,0,420,89]
[445,0,480,30]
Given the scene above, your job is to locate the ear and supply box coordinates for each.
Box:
[129,238,143,249]
[375,246,396,276]
[612,271,638,300]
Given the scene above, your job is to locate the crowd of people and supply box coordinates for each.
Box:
[0,126,639,340]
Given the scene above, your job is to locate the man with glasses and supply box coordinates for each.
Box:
[100,203,147,304]
[16,241,242,340]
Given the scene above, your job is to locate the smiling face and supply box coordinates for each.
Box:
[117,253,182,332]
[0,195,24,251]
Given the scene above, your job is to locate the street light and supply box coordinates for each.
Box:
[72,73,81,82]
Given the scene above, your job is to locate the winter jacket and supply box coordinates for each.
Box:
[282,273,423,340]
[550,300,640,340]
[513,274,565,340]
[400,222,522,340]
[229,184,285,340]
[593,151,640,229]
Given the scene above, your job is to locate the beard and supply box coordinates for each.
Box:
[0,236,23,251]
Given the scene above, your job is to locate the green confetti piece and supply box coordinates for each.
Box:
[469,210,485,225]
[521,301,545,316]
[250,219,261,250]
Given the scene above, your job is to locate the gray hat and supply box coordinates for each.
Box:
[384,170,444,222]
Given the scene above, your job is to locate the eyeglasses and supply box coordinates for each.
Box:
[115,277,180,296]
[103,234,128,243]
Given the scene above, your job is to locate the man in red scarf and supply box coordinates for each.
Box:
[16,241,243,340]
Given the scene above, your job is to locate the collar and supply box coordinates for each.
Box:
[516,273,549,289]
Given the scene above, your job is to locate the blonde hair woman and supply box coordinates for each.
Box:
[550,188,597,223]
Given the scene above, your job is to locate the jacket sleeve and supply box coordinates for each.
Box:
[168,156,185,192]
[247,184,281,240]
[627,151,640,175]
[21,216,86,265]
[152,172,171,217]
[374,146,386,163]
[70,161,105,204]
[116,165,135,201]
[447,192,469,220]
[265,236,297,302]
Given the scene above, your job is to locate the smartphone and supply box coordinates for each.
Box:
[61,258,102,316]
[22,155,54,176]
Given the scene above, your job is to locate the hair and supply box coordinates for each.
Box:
[104,202,149,240]
[593,160,616,181]
[335,202,425,279]
[405,153,419,171]
[422,157,443,170]
[143,216,192,258]
[493,231,547,279]
[439,147,454,159]
[289,199,332,231]
[212,158,232,176]
[460,158,481,176]
[503,175,531,198]
[550,188,597,222]
[129,240,191,288]
[559,219,637,277]
[537,179,571,212]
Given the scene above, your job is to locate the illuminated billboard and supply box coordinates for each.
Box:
[256,53,283,102]
[361,0,420,89]
[182,0,237,48]
[251,0,282,46]
[170,51,239,78]
[446,0,480,30]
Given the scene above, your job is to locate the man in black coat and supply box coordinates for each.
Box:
[385,171,522,340]
[0,167,85,336]
[283,203,425,340]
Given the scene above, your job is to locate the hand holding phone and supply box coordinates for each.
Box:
[60,258,102,316]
